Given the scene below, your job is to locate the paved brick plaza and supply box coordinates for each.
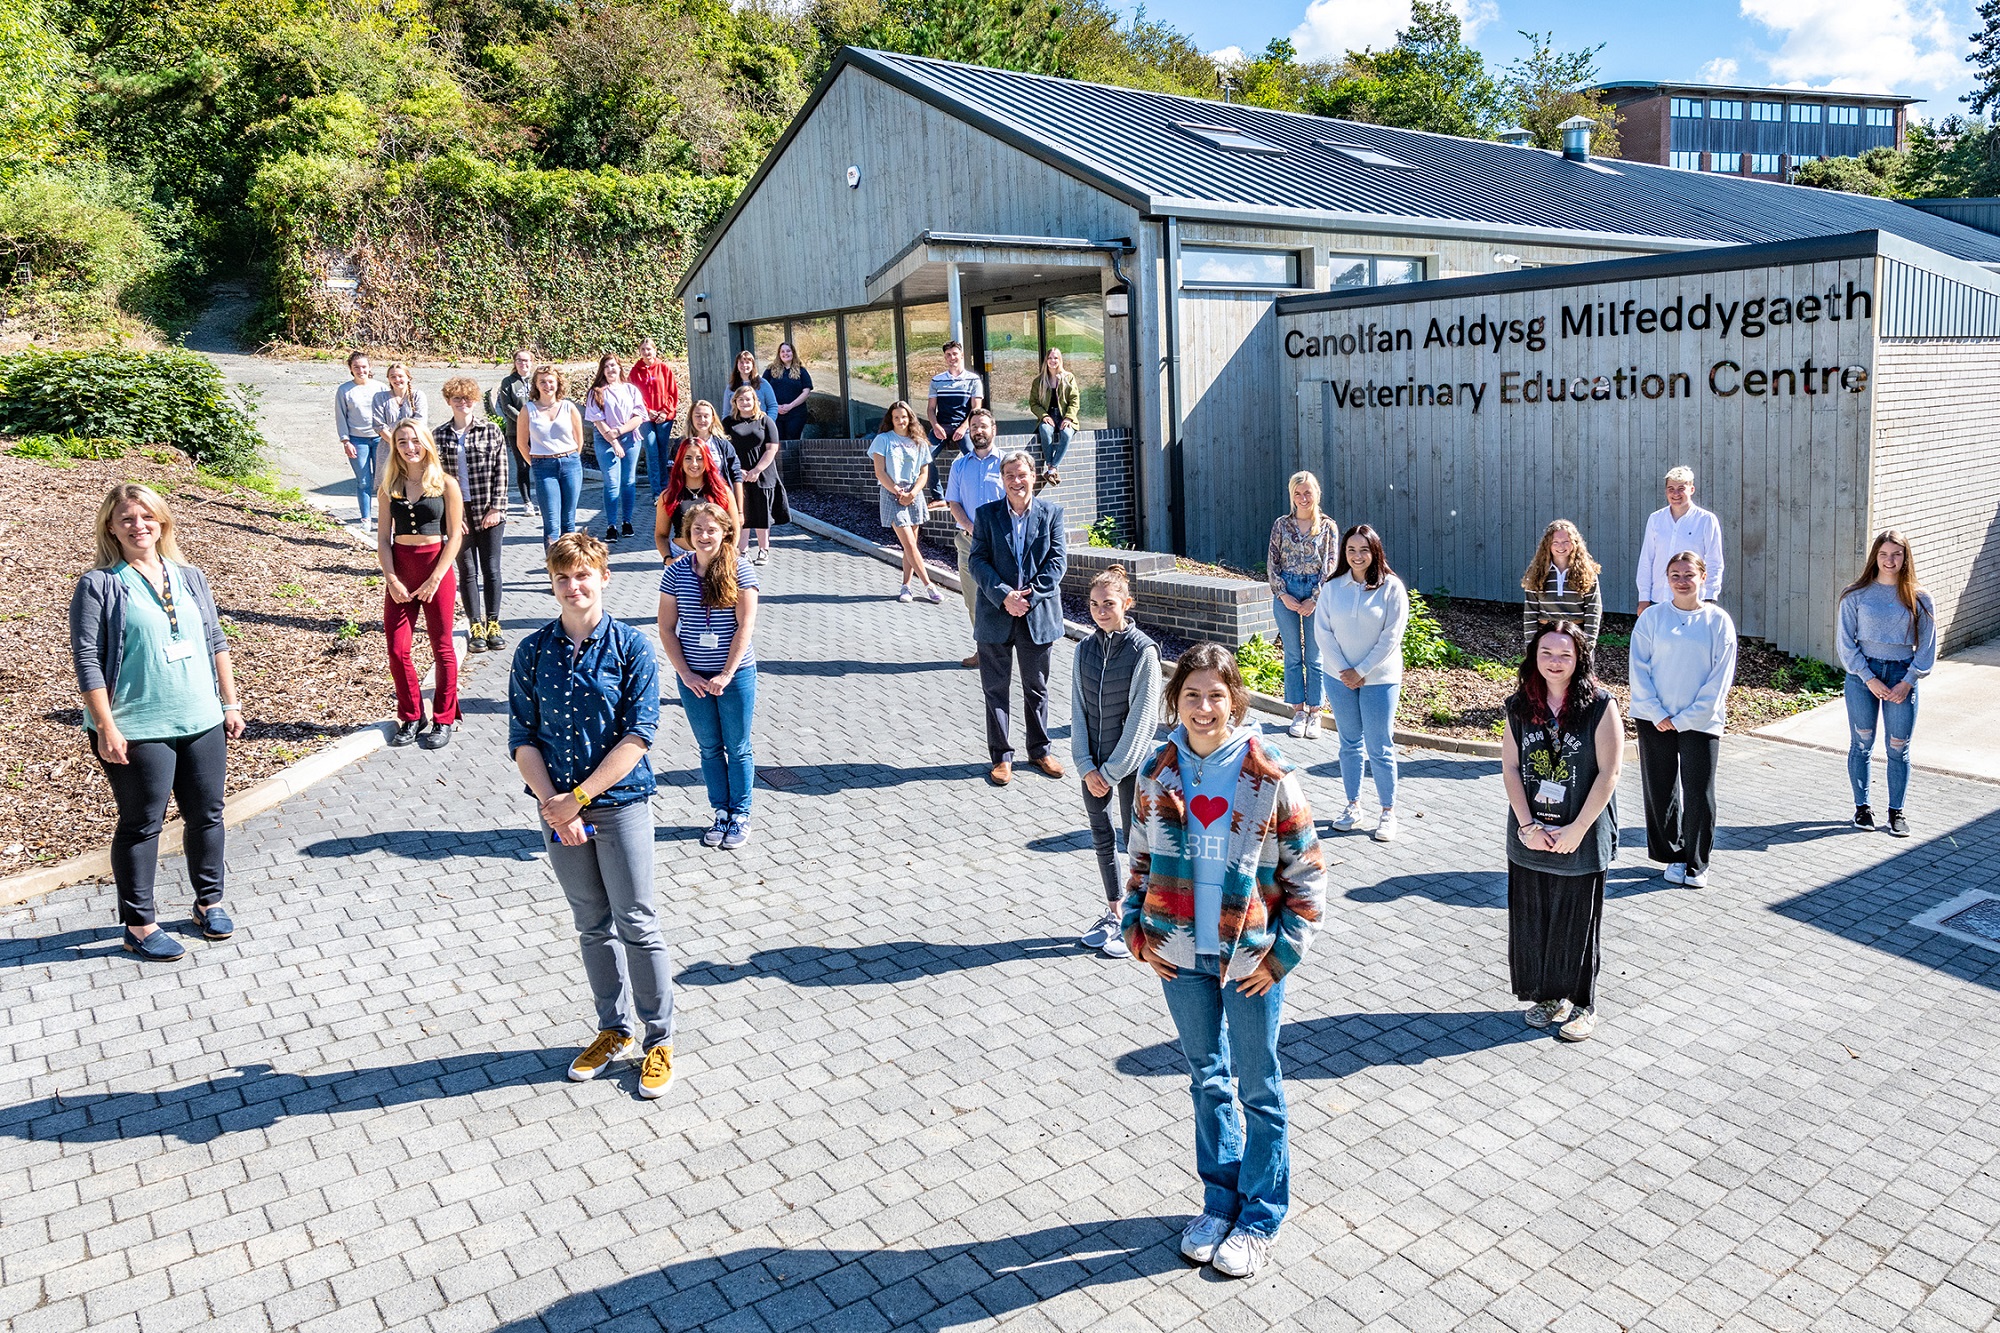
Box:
[3,523,1999,1333]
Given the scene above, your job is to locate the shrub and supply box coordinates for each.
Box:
[1772,656,1843,695]
[0,349,264,475]
[1087,514,1121,548]
[1403,590,1462,670]
[0,171,162,295]
[1234,633,1284,697]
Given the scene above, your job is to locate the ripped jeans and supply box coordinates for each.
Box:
[1845,657,1919,809]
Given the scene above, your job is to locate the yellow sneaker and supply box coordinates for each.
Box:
[638,1044,674,1099]
[568,1029,637,1081]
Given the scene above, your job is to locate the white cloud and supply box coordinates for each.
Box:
[1209,45,1248,67]
[1739,0,1967,94]
[1289,0,1498,62]
[1696,57,1741,84]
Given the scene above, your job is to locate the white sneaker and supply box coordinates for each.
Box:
[1179,1213,1232,1265]
[1304,712,1323,738]
[1078,909,1119,949]
[1330,801,1361,831]
[700,811,730,848]
[753,548,769,565]
[1372,811,1399,842]
[1211,1228,1272,1278]
[1286,713,1308,739]
[1558,1006,1599,1042]
[1664,862,1687,884]
[1684,867,1710,888]
[1099,932,1131,959]
[897,585,914,603]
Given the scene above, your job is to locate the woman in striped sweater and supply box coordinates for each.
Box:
[1521,520,1603,647]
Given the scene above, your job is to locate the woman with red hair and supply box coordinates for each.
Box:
[655,430,737,561]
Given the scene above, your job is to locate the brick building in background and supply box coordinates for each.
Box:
[1594,82,1916,180]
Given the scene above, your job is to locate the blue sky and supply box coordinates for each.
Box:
[1123,0,1984,118]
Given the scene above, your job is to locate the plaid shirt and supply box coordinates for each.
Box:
[434,419,509,521]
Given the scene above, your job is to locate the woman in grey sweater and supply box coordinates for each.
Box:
[1070,564,1162,957]
[1837,530,1936,837]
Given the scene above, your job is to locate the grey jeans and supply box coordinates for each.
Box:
[542,799,674,1048]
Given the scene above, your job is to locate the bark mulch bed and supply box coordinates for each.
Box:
[0,447,430,872]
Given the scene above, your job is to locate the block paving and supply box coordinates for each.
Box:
[1,518,1998,1332]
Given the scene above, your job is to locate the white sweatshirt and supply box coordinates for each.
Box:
[1313,572,1408,687]
[1628,601,1738,736]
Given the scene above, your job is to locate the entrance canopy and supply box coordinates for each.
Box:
[864,231,1131,312]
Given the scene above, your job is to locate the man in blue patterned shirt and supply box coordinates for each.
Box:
[925,340,984,502]
[507,532,677,1099]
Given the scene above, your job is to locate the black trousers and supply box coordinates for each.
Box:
[456,520,505,623]
[1082,772,1137,902]
[93,724,227,927]
[513,448,533,504]
[1507,863,1604,1008]
[1637,725,1721,874]
[977,619,1053,764]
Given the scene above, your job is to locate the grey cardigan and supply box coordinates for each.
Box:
[69,562,229,696]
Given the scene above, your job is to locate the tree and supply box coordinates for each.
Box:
[0,0,77,175]
[1215,38,1342,113]
[1969,0,2000,118]
[1793,148,1905,197]
[808,0,1070,81]
[1307,1,1501,138]
[1501,30,1619,157]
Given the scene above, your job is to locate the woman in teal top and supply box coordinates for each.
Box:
[69,483,245,962]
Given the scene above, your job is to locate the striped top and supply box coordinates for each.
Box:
[660,555,759,674]
[1522,568,1603,646]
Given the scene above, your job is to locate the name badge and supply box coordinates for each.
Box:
[698,631,720,650]
[162,638,198,663]
[1534,779,1566,806]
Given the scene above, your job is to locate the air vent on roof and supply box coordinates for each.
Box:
[1314,140,1417,169]
[1173,122,1285,154]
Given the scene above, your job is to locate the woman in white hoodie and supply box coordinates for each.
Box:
[1628,551,1737,888]
[1313,524,1409,842]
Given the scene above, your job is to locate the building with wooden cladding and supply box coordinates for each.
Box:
[678,49,2000,652]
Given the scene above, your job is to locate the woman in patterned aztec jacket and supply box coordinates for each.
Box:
[1121,642,1326,1283]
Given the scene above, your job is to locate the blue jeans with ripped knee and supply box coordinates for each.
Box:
[1845,657,1918,808]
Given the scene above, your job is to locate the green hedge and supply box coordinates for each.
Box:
[0,349,264,475]
[251,152,740,358]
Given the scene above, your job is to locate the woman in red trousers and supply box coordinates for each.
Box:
[377,420,465,750]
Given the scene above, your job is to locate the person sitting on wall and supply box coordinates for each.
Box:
[968,450,1067,786]
[925,339,984,504]
[945,408,1007,669]
[1636,466,1724,614]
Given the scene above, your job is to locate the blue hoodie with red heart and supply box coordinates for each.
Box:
[1167,723,1255,954]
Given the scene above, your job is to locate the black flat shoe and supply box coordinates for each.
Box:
[1853,804,1875,829]
[419,721,454,750]
[1887,808,1909,837]
[123,928,185,961]
[389,719,422,747]
[192,903,234,940]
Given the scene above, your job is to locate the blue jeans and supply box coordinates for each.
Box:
[343,436,376,524]
[1845,658,1919,808]
[530,454,583,547]
[639,421,675,506]
[1159,953,1289,1238]
[1326,680,1399,807]
[679,665,757,817]
[595,431,641,528]
[1036,420,1074,470]
[1272,574,1324,708]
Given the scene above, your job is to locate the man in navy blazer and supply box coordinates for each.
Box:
[968,450,1069,785]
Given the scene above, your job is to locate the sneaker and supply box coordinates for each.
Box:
[1664,862,1687,885]
[897,585,914,604]
[925,586,942,604]
[638,1044,674,1099]
[1887,808,1910,838]
[604,525,619,543]
[388,718,422,748]
[700,811,730,848]
[1330,800,1361,831]
[621,522,635,538]
[1558,1006,1599,1043]
[1211,1228,1271,1279]
[720,815,749,851]
[567,1029,637,1081]
[418,722,453,750]
[1684,867,1710,888]
[1287,713,1308,739]
[1079,909,1120,949]
[1853,804,1876,830]
[753,548,769,565]
[122,927,185,962]
[1304,712,1323,739]
[1524,998,1573,1029]
[1180,1213,1233,1265]
[485,621,505,652]
[1100,932,1131,959]
[1372,811,1399,842]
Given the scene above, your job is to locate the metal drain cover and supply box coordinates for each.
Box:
[1913,890,2000,954]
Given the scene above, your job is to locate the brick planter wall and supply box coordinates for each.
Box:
[1064,547,1278,648]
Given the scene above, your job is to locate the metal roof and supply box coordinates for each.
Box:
[675,48,2000,294]
[1592,81,1919,104]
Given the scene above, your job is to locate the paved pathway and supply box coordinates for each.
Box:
[3,521,2000,1333]
[1757,637,2000,785]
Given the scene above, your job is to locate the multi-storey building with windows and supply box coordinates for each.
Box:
[1594,81,1915,179]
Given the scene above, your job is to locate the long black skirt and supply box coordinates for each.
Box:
[742,478,790,530]
[1507,863,1604,1009]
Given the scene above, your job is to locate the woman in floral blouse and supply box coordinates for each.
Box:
[1267,472,1338,738]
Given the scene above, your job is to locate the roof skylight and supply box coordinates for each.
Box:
[1174,121,1285,154]
[1314,140,1417,169]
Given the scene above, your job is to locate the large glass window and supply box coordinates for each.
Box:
[900,301,952,425]
[1670,98,1704,118]
[1750,102,1782,122]
[1328,255,1425,289]
[1749,153,1782,174]
[1710,153,1742,172]
[747,322,785,374]
[1791,103,1821,123]
[1829,105,1859,125]
[980,307,1041,433]
[1181,246,1301,288]
[842,308,897,437]
[1711,100,1743,120]
[785,315,842,438]
[1670,151,1702,171]
[1866,107,1894,127]
[1044,294,1108,430]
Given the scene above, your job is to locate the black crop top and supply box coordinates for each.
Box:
[390,492,445,536]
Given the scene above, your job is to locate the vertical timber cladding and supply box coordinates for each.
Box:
[1280,255,1879,664]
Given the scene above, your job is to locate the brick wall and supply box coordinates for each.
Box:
[1064,547,1278,648]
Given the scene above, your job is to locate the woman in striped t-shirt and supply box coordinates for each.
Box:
[1520,520,1603,648]
[658,502,760,851]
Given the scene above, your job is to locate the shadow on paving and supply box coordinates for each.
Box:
[0,1052,572,1144]
[488,1219,1188,1333]
[1771,805,2000,993]
[300,829,544,860]
[1339,864,1689,907]
[678,938,1077,987]
[1118,1010,1544,1080]
[757,658,970,677]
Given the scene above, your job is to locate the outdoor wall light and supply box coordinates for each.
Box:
[692,294,711,335]
[1494,253,1521,266]
[1105,283,1130,318]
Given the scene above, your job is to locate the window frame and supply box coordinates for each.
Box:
[1669,151,1702,171]
[1670,98,1705,118]
[1172,121,1286,155]
[1750,101,1782,122]
[1749,153,1783,175]
[1828,105,1859,126]
[1179,244,1307,291]
[1711,100,1744,120]
[1710,152,1742,173]
[1790,104,1822,124]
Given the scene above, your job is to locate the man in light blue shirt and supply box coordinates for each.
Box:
[944,408,1006,666]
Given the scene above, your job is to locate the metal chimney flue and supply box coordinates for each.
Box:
[1560,116,1594,162]
[1497,126,1533,149]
